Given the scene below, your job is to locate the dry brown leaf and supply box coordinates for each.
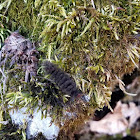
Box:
[121,102,140,127]
[88,101,140,135]
[0,31,38,82]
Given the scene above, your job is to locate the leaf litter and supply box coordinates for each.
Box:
[84,101,140,135]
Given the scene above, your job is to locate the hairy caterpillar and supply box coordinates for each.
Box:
[43,61,85,101]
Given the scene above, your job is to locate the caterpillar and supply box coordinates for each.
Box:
[43,61,85,102]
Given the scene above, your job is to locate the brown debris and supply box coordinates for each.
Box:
[126,76,140,101]
[87,101,140,135]
[0,31,38,82]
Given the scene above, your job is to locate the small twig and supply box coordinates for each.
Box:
[0,68,8,94]
[0,83,3,104]
[0,68,6,78]
[2,54,9,72]
[91,0,95,9]
[0,120,9,125]
[115,75,137,96]
[3,76,8,94]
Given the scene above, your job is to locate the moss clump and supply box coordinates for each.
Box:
[0,110,23,140]
[0,0,140,139]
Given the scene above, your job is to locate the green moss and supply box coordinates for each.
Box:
[0,0,139,113]
[0,0,140,138]
[0,110,23,140]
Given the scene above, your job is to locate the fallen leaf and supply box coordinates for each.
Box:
[88,101,140,135]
